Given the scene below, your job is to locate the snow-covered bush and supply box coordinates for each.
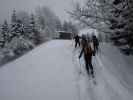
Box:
[6,36,34,55]
[0,9,40,65]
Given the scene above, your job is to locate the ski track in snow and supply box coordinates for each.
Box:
[0,40,133,100]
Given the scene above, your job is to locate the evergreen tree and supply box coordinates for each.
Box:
[28,14,42,45]
[110,0,133,54]
[10,10,25,39]
[10,9,18,39]
[9,10,34,55]
[0,20,9,48]
[55,19,62,31]
[11,9,17,23]
[63,21,69,32]
[62,21,78,33]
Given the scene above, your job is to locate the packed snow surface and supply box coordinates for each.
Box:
[0,40,133,100]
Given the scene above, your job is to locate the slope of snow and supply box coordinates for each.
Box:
[0,40,133,100]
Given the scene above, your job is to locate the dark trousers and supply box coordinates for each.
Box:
[75,41,80,48]
[84,55,94,76]
[94,45,99,53]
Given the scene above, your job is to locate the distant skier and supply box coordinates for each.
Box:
[74,34,80,48]
[79,35,94,78]
[92,35,99,55]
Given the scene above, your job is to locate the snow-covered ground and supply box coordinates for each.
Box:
[0,40,133,100]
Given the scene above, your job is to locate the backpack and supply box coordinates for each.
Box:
[84,44,93,55]
[93,38,99,46]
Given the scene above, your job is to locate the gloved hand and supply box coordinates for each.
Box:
[92,51,95,56]
[79,55,81,59]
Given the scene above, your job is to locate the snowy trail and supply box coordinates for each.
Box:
[0,40,133,100]
[0,40,78,100]
[72,42,133,100]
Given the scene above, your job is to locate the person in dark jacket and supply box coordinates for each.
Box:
[79,35,94,77]
[74,35,80,48]
[92,35,99,55]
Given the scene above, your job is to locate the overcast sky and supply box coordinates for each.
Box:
[0,0,83,23]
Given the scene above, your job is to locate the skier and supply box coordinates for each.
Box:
[79,35,94,78]
[74,34,80,48]
[92,35,99,55]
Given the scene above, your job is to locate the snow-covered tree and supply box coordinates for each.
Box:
[0,20,9,48]
[110,0,133,54]
[35,6,61,39]
[62,21,69,32]
[10,9,18,39]
[70,0,133,55]
[11,9,17,23]
[27,14,42,45]
[16,10,30,26]
[8,10,34,56]
[55,19,62,31]
[62,21,78,34]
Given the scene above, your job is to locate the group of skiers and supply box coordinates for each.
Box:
[74,34,99,78]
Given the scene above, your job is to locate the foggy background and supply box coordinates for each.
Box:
[0,0,82,23]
